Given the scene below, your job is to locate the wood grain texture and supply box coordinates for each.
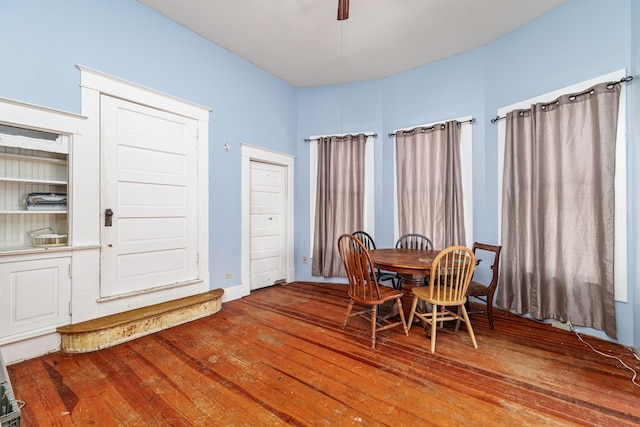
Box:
[7,282,640,426]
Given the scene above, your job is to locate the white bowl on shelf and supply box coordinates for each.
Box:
[27,227,68,247]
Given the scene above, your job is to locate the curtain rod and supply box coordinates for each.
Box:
[304,132,377,143]
[387,117,476,137]
[490,75,634,124]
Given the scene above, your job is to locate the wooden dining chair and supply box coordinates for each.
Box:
[337,234,408,348]
[395,233,434,250]
[352,231,396,287]
[407,245,477,353]
[465,242,502,329]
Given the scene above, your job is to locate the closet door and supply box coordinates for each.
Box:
[100,95,199,298]
[249,161,287,290]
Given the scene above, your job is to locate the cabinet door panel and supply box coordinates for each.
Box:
[0,257,71,339]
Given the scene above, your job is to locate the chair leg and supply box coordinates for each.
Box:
[460,304,478,349]
[370,305,378,348]
[407,296,419,331]
[396,297,409,336]
[342,300,354,329]
[430,304,438,353]
[487,298,495,329]
[455,300,472,332]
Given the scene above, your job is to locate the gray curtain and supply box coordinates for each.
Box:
[497,82,621,338]
[312,134,366,277]
[395,120,465,249]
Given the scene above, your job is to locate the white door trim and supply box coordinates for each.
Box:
[77,65,210,121]
[77,65,210,320]
[234,144,294,301]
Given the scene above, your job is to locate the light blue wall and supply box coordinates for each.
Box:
[1,1,637,348]
[296,0,638,347]
[0,0,298,292]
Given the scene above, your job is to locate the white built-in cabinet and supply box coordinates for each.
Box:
[0,98,83,347]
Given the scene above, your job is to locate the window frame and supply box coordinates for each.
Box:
[496,69,628,302]
[392,115,474,246]
[308,133,375,254]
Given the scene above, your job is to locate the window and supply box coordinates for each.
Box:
[392,116,474,246]
[309,133,374,254]
[497,69,627,302]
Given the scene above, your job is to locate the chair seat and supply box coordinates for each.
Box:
[377,271,398,284]
[466,281,490,296]
[353,286,403,306]
[378,286,404,302]
[412,285,467,306]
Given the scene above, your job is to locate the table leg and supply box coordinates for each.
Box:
[399,274,425,321]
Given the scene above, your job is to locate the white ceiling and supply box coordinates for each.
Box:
[139,0,567,88]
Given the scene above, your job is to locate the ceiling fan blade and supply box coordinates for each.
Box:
[337,0,349,21]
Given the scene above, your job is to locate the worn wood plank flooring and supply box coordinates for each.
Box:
[7,282,640,426]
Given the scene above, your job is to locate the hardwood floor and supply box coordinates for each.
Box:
[7,282,640,426]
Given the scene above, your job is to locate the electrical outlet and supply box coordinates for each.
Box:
[302,256,308,264]
[224,272,233,279]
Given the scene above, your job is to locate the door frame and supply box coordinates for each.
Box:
[237,144,294,300]
[76,65,210,321]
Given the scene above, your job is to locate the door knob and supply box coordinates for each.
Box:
[105,209,113,227]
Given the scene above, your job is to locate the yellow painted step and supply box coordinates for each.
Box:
[57,289,224,353]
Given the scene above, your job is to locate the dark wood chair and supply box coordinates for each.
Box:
[466,242,502,329]
[337,234,408,348]
[395,233,434,250]
[407,245,477,353]
[352,231,396,287]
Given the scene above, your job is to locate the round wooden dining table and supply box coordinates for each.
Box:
[369,248,440,320]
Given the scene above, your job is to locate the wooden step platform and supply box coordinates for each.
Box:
[57,289,224,353]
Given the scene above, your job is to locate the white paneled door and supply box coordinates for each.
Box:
[100,95,199,298]
[250,161,286,290]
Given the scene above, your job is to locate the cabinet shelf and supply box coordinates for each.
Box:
[0,244,70,254]
[0,210,68,214]
[0,177,67,185]
[0,152,67,164]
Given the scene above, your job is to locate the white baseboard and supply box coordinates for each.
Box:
[221,284,249,303]
[1,333,61,365]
